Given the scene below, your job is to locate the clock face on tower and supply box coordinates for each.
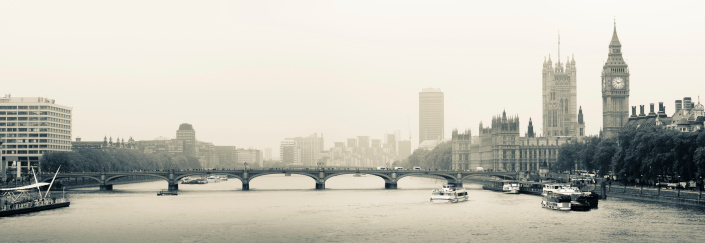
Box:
[612,77,625,89]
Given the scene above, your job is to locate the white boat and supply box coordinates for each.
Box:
[502,182,520,194]
[430,184,468,203]
[541,192,572,211]
[541,184,581,196]
[206,176,219,183]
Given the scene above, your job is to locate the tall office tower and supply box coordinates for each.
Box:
[280,139,299,164]
[264,147,272,161]
[0,95,72,181]
[176,123,196,157]
[419,88,444,144]
[542,34,578,137]
[602,22,630,139]
[289,133,324,166]
[385,133,397,156]
[397,140,411,161]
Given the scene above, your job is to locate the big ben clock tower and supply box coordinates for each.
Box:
[602,22,629,139]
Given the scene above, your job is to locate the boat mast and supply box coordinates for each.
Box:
[44,165,61,199]
[31,168,43,200]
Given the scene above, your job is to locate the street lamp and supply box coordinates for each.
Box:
[244,162,248,171]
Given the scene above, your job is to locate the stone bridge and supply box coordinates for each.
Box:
[42,168,516,192]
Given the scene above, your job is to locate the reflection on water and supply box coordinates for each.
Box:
[2,174,705,242]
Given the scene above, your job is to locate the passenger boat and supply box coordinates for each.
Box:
[541,192,572,211]
[430,184,468,203]
[502,182,520,194]
[1,167,70,217]
[542,183,598,210]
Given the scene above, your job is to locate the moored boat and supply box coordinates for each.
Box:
[430,184,468,203]
[541,192,571,211]
[1,167,70,217]
[502,182,520,194]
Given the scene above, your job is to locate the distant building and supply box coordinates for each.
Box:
[623,97,705,133]
[72,136,135,150]
[264,147,272,161]
[0,95,72,181]
[419,88,444,144]
[451,110,573,171]
[136,138,185,155]
[237,148,262,168]
[196,141,218,169]
[216,146,238,168]
[397,140,411,161]
[384,133,397,157]
[176,123,196,157]
[287,133,324,166]
[280,139,300,164]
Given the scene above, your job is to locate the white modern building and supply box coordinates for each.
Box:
[0,95,72,181]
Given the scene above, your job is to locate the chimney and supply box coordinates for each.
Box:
[639,105,646,117]
[648,103,656,117]
[676,100,683,112]
[630,106,637,118]
[658,102,667,117]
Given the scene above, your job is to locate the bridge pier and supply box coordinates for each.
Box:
[100,184,113,191]
[385,182,397,189]
[242,183,249,191]
[316,182,325,190]
[168,183,179,191]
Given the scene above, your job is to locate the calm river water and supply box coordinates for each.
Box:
[2,174,705,242]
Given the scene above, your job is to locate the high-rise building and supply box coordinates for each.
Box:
[289,133,324,166]
[602,22,630,138]
[542,34,578,137]
[0,95,72,181]
[176,123,196,157]
[419,88,444,144]
[384,133,397,157]
[280,139,299,164]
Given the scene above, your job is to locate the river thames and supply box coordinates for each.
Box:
[2,174,705,242]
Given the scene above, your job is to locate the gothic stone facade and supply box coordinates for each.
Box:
[452,111,573,172]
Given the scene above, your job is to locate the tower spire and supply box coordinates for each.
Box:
[558,30,560,64]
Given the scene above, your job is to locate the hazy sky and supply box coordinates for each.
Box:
[2,1,704,158]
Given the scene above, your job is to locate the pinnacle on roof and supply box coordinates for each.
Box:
[610,21,622,47]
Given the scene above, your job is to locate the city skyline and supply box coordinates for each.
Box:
[2,1,704,158]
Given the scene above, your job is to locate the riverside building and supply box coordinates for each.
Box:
[0,95,72,181]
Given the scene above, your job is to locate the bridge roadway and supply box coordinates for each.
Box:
[40,168,516,192]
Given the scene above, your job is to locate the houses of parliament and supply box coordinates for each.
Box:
[451,24,628,172]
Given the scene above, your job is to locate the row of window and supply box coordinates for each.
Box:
[0,106,71,113]
[3,139,71,144]
[0,122,71,129]
[0,110,71,117]
[0,117,71,123]
[1,128,70,134]
[4,144,48,148]
[1,133,69,139]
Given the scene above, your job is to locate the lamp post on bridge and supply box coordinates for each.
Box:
[317,162,323,172]
[244,162,248,171]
